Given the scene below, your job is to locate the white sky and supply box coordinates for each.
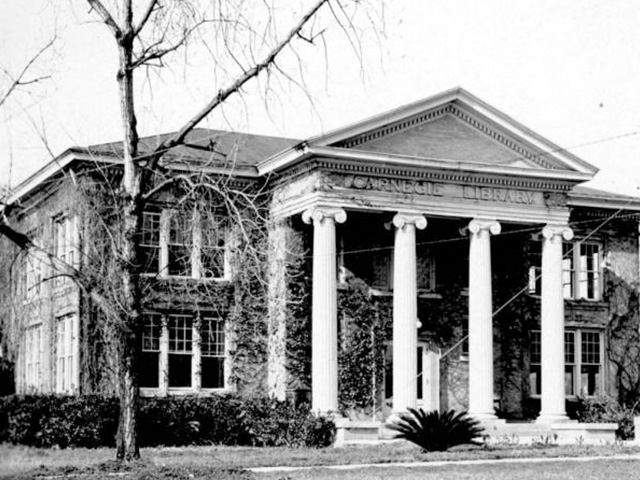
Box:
[1,0,639,196]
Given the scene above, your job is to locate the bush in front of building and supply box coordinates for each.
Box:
[0,394,335,448]
[138,394,335,447]
[573,395,636,440]
[0,395,119,448]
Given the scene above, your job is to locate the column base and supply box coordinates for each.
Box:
[536,413,571,424]
[468,412,500,422]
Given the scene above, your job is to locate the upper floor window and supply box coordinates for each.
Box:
[528,240,601,301]
[22,227,45,299]
[140,210,228,280]
[53,215,77,286]
[370,247,436,292]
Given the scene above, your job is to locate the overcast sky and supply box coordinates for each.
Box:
[1,0,639,196]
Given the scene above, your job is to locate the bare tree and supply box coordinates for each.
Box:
[1,0,381,461]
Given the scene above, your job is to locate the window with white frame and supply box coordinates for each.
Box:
[529,329,603,397]
[140,313,227,392]
[528,240,602,301]
[140,210,228,279]
[53,215,77,286]
[140,314,162,388]
[168,314,193,388]
[24,324,42,391]
[200,317,226,389]
[56,313,78,393]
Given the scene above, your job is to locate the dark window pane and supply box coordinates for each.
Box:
[202,247,225,278]
[201,357,224,388]
[140,246,159,273]
[140,352,159,388]
[168,245,191,276]
[168,355,192,387]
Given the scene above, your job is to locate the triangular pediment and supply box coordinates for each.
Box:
[340,112,547,169]
[307,88,598,177]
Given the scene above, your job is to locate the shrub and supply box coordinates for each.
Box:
[0,395,118,447]
[387,408,484,452]
[573,395,635,440]
[0,394,335,448]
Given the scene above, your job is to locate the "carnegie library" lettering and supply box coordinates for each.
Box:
[340,175,537,205]
[343,175,444,196]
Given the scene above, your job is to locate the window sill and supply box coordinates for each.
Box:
[140,273,232,283]
[140,387,229,397]
[366,288,441,299]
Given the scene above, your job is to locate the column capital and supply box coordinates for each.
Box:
[542,224,574,241]
[465,219,501,236]
[392,212,427,230]
[302,206,347,225]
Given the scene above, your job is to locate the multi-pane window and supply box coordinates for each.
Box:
[140,212,161,274]
[24,324,42,391]
[140,210,227,279]
[529,329,602,397]
[168,315,193,388]
[201,317,225,389]
[528,240,601,301]
[53,215,77,286]
[140,314,162,388]
[56,313,77,394]
[139,313,227,392]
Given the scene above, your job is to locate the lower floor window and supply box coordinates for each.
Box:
[24,324,42,391]
[140,313,227,391]
[529,328,603,397]
[56,313,78,394]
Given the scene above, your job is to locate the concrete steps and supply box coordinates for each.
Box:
[334,418,619,447]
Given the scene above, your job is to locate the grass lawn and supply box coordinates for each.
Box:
[257,458,640,479]
[1,442,639,479]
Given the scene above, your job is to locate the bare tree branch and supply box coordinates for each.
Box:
[86,0,123,39]
[0,37,55,110]
[146,0,330,168]
[133,0,160,38]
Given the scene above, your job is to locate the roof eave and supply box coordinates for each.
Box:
[258,145,594,183]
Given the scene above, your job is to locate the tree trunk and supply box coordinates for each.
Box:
[115,1,142,460]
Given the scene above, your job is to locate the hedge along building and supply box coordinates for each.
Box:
[3,88,640,427]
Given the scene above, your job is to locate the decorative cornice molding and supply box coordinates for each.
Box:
[334,105,452,149]
[270,158,574,193]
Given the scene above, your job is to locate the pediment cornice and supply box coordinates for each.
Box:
[269,155,576,194]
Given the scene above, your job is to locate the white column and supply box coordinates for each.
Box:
[466,219,501,420]
[392,212,427,413]
[537,224,573,423]
[302,206,347,413]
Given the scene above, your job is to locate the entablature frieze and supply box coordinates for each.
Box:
[268,162,574,225]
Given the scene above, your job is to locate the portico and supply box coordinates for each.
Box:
[262,88,599,424]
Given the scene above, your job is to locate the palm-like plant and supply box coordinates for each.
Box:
[387,408,485,452]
